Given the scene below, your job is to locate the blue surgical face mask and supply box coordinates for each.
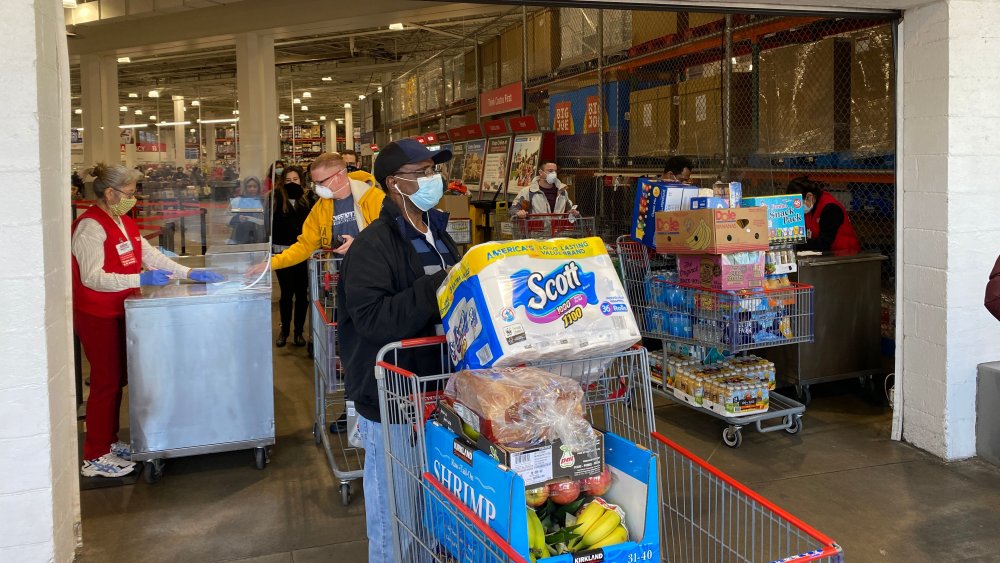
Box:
[395,173,444,212]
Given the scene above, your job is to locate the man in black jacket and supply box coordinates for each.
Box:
[337,138,459,563]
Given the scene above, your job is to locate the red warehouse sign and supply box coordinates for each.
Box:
[479,82,524,118]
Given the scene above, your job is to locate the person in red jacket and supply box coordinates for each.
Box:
[788,177,861,254]
[72,163,223,478]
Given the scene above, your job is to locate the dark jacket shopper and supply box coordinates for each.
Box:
[788,176,861,254]
[337,139,458,563]
[987,256,1000,321]
[271,166,313,347]
[72,163,223,479]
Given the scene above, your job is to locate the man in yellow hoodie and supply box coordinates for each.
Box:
[267,152,384,272]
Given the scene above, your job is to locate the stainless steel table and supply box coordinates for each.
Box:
[762,252,887,405]
[125,247,274,482]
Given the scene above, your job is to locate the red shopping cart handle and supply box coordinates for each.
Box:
[398,335,447,348]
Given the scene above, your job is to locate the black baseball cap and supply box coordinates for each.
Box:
[373,139,452,189]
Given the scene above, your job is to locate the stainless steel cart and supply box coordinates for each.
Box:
[308,251,364,505]
[125,246,275,483]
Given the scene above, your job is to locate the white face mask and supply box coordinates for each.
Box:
[545,171,558,185]
[314,170,348,199]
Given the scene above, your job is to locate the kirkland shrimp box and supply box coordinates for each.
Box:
[424,421,660,562]
[654,207,770,255]
[437,237,640,370]
[740,195,807,245]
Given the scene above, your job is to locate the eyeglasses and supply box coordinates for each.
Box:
[112,187,137,197]
[312,168,345,186]
[394,165,438,179]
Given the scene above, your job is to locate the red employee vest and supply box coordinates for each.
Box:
[72,206,143,318]
[806,192,861,255]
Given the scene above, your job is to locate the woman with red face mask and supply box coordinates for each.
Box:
[72,163,224,478]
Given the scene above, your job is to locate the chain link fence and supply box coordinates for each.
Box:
[377,8,898,341]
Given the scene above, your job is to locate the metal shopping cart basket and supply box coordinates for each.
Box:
[374,337,656,562]
[308,251,363,505]
[510,213,596,240]
[617,236,813,448]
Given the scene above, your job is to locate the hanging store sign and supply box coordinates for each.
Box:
[479,82,523,118]
[449,127,467,141]
[437,132,449,142]
[509,116,538,133]
[584,96,601,134]
[463,123,484,139]
[553,101,573,135]
[483,119,508,136]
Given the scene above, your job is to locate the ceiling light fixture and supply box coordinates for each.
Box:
[319,116,326,121]
[377,86,383,93]
[358,94,366,101]
[119,124,148,129]
[120,106,127,112]
[321,76,333,82]
[300,106,308,111]
[63,0,77,8]
[74,108,82,114]
[191,100,200,107]
[148,90,159,98]
[336,119,344,124]
[293,98,301,104]
[156,120,192,127]
[197,118,239,124]
[388,23,404,30]
[189,128,195,133]
[232,110,239,115]
[149,115,157,121]
[302,92,312,98]
[128,92,138,98]
[117,56,131,64]
[343,103,351,109]
[135,109,143,115]
[278,114,289,120]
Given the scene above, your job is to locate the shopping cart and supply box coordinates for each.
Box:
[374,337,842,563]
[510,213,596,240]
[616,236,811,447]
[308,251,363,505]
[652,432,843,562]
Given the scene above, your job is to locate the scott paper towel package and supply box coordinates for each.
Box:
[438,237,641,370]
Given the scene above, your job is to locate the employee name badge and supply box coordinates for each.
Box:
[116,239,137,268]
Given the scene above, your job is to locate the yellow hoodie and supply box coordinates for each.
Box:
[272,176,384,269]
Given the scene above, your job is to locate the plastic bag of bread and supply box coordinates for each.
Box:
[444,366,598,452]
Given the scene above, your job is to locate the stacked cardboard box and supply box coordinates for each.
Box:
[758,37,852,155]
[479,37,500,91]
[850,25,895,155]
[631,10,678,46]
[500,23,524,86]
[675,73,752,156]
[628,84,675,157]
[687,12,724,29]
[526,9,560,79]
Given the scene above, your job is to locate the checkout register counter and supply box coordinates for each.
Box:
[124,243,274,482]
[762,252,887,405]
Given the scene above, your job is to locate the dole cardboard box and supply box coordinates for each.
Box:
[437,402,603,487]
[425,421,660,563]
[654,207,769,255]
[740,194,806,245]
[678,251,766,291]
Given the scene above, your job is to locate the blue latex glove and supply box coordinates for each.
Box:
[139,270,171,286]
[189,269,226,283]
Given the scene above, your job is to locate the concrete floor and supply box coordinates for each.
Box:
[76,309,1000,562]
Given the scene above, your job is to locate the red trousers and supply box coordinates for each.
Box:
[75,311,128,461]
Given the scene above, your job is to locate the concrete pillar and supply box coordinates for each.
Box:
[899,0,1000,460]
[79,53,120,166]
[325,122,336,154]
[344,103,354,151]
[172,95,186,167]
[236,32,278,181]
[0,0,79,561]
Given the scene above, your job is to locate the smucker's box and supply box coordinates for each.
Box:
[424,421,660,563]
[437,402,604,488]
[655,207,770,255]
[678,251,766,291]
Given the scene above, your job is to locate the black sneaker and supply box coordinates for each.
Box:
[276,333,288,347]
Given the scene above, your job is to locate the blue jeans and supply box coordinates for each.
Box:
[359,415,430,563]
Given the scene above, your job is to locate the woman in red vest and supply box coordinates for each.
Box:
[788,177,861,255]
[72,163,223,478]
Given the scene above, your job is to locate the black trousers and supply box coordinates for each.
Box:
[276,262,309,335]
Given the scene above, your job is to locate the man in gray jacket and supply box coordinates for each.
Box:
[512,160,581,217]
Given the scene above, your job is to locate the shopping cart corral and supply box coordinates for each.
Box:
[308,251,363,505]
[373,336,842,563]
[617,237,811,448]
[510,213,595,240]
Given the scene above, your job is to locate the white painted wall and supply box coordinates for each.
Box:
[0,1,79,561]
[900,0,1000,460]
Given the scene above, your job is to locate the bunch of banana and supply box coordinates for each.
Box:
[684,219,713,251]
[569,500,629,552]
[526,508,550,561]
